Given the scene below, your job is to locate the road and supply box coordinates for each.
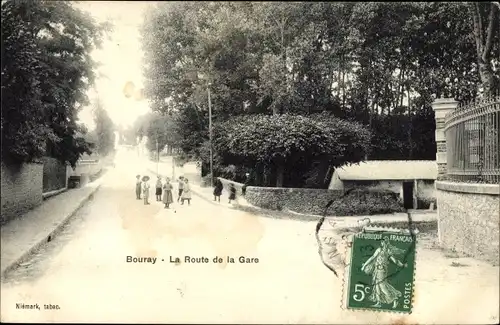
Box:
[1,147,498,323]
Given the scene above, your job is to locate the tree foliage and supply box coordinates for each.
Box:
[141,2,499,187]
[131,112,185,154]
[213,113,371,187]
[90,99,115,156]
[1,0,111,167]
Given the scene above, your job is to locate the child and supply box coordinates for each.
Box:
[155,176,163,201]
[177,176,184,202]
[135,175,142,200]
[142,176,151,205]
[213,178,223,202]
[180,178,191,206]
[228,183,236,204]
[162,178,174,209]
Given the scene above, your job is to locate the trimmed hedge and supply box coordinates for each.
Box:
[326,189,405,216]
[246,186,342,214]
[244,186,405,216]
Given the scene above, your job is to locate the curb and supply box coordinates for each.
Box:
[0,182,102,280]
[190,186,239,208]
[42,187,68,200]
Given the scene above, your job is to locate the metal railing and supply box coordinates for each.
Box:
[444,96,500,183]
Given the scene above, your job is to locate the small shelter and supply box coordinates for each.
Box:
[328,160,438,209]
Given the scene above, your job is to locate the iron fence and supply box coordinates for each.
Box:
[444,96,500,183]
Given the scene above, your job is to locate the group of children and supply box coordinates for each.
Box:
[213,178,237,204]
[135,175,191,208]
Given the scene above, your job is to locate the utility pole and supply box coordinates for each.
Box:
[156,137,159,175]
[208,84,214,188]
[171,146,176,180]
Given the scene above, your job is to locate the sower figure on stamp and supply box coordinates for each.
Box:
[135,175,142,200]
[361,237,407,309]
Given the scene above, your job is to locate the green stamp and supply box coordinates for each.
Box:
[345,226,416,313]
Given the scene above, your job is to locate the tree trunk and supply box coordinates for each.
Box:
[407,88,413,159]
[471,2,498,97]
[478,61,496,97]
[255,163,264,186]
[280,17,287,114]
[276,163,285,187]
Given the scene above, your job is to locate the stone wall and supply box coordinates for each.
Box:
[1,161,43,225]
[218,178,245,196]
[436,181,499,264]
[41,157,67,193]
[244,186,343,215]
[344,180,403,198]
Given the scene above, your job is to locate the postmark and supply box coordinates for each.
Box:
[343,226,417,314]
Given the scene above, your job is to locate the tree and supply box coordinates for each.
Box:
[141,1,494,178]
[469,2,500,97]
[1,0,54,164]
[144,112,180,153]
[213,113,371,187]
[1,0,111,167]
[91,99,115,156]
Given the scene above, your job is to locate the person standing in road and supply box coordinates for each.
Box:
[142,176,151,205]
[135,175,142,200]
[162,178,174,209]
[180,178,191,205]
[213,178,223,202]
[228,183,236,204]
[155,176,163,201]
[177,176,185,202]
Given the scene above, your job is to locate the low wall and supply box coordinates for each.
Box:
[436,181,499,264]
[68,161,102,177]
[41,157,67,193]
[1,161,43,225]
[245,186,343,215]
[218,178,245,196]
[344,180,403,198]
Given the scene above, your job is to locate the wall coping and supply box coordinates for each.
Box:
[218,177,244,186]
[246,185,339,192]
[436,180,500,195]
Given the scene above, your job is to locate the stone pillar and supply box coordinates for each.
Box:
[431,98,458,178]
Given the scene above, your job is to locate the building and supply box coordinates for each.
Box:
[328,160,437,209]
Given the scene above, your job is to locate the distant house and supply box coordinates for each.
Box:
[328,160,437,210]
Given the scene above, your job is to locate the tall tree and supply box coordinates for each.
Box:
[91,99,115,156]
[141,1,494,184]
[1,0,111,167]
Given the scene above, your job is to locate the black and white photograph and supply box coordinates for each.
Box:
[1,1,499,323]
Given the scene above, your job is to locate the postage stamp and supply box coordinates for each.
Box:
[343,226,417,314]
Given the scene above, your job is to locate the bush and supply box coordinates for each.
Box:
[327,189,405,216]
[213,113,371,187]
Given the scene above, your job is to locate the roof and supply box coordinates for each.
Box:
[335,160,438,181]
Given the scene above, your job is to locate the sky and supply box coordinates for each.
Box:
[75,1,155,130]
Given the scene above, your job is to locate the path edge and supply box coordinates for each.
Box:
[0,183,102,280]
